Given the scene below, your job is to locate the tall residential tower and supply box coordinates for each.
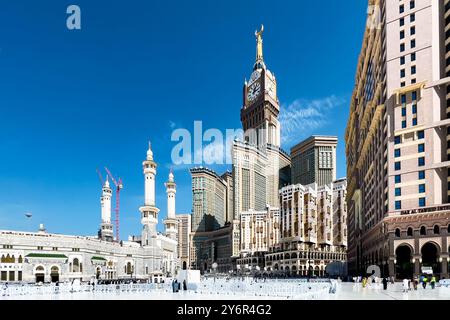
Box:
[346,0,450,279]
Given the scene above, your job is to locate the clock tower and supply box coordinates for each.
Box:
[241,25,281,149]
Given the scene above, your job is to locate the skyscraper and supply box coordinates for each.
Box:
[177,214,191,270]
[233,24,291,218]
[346,0,450,279]
[190,167,227,232]
[291,136,337,187]
[231,25,291,267]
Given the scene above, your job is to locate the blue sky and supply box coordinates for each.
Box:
[0,1,367,237]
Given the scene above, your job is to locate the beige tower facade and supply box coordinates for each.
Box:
[265,180,347,276]
[177,214,191,270]
[346,0,450,279]
[237,207,280,270]
[291,136,337,187]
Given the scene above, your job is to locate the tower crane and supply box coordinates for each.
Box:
[104,167,123,242]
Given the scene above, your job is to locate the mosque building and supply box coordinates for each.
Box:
[0,143,178,283]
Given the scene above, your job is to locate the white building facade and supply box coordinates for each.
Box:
[0,143,178,283]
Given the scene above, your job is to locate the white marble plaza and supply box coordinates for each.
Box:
[1,279,450,300]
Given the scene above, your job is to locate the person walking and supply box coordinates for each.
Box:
[430,275,436,289]
[183,279,187,291]
[413,276,418,290]
[422,275,428,289]
[362,277,367,288]
[402,278,409,292]
[382,277,388,290]
[171,279,177,293]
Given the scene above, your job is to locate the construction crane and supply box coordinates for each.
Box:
[104,167,123,242]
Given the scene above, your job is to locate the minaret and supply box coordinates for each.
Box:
[99,177,114,241]
[139,142,160,246]
[164,169,178,241]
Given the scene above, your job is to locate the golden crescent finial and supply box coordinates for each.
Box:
[255,24,264,36]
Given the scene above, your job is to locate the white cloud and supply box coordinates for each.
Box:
[279,95,346,146]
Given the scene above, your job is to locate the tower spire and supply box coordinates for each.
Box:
[255,24,264,62]
[147,140,153,161]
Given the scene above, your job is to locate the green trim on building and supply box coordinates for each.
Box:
[91,256,107,261]
[25,253,68,259]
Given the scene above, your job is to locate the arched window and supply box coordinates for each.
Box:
[18,255,23,264]
[395,228,401,237]
[35,266,44,272]
[72,258,80,272]
[407,228,413,236]
[433,225,440,235]
[0,255,6,263]
[420,226,426,235]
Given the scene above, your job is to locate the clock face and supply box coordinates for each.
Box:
[267,81,276,99]
[247,82,261,102]
[249,70,261,84]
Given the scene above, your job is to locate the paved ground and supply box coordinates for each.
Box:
[330,282,450,300]
[1,282,450,300]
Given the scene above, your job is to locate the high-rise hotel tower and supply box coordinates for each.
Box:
[346,0,450,279]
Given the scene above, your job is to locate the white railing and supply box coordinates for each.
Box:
[1,279,333,300]
[194,278,332,299]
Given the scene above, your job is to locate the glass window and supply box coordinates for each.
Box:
[419,184,425,193]
[395,201,402,210]
[418,130,424,139]
[419,197,426,207]
[395,149,401,157]
[412,104,417,114]
[407,227,413,236]
[410,26,416,35]
[395,136,401,144]
[400,18,405,26]
[395,188,402,196]
[412,118,417,126]
[418,171,425,179]
[402,120,407,128]
[401,94,406,104]
[411,39,416,48]
[410,13,415,22]
[411,66,416,74]
[400,69,406,77]
[395,175,401,183]
[412,91,417,101]
[418,143,424,152]
[400,30,405,39]
[411,52,416,61]
[399,5,404,13]
[400,56,405,65]
[418,157,425,166]
[400,44,405,52]
[401,107,406,116]
[395,162,401,171]
[410,1,415,9]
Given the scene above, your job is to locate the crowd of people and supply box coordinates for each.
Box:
[353,274,439,292]
[171,279,187,293]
